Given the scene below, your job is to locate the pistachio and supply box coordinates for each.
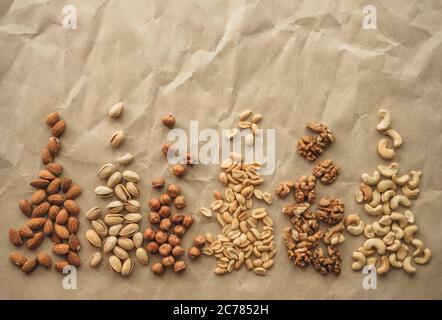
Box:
[108,102,124,119]
[136,247,149,265]
[94,186,113,198]
[113,246,130,260]
[91,219,108,238]
[110,130,125,148]
[98,163,117,179]
[114,184,131,202]
[126,182,140,198]
[105,200,124,214]
[115,153,134,165]
[124,199,140,213]
[124,213,142,223]
[104,214,124,226]
[102,236,118,253]
[132,232,143,248]
[119,223,139,237]
[86,229,102,248]
[107,171,122,188]
[121,258,134,276]
[85,206,101,220]
[90,252,103,268]
[108,224,124,236]
[118,237,135,251]
[109,255,122,273]
[122,170,140,183]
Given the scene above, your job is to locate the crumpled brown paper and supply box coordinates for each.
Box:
[1,0,441,299]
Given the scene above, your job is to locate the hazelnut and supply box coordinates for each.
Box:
[148,211,161,225]
[174,195,187,209]
[155,231,168,244]
[173,260,187,273]
[162,143,171,156]
[162,256,175,268]
[143,227,156,241]
[151,262,164,275]
[172,164,186,177]
[188,246,201,259]
[167,184,181,198]
[159,218,172,232]
[159,194,171,205]
[162,113,176,128]
[184,153,196,165]
[148,198,161,211]
[159,205,171,218]
[172,245,185,257]
[152,178,165,189]
[171,214,184,224]
[182,215,194,228]
[194,235,206,248]
[159,243,172,257]
[146,241,159,254]
[168,235,181,247]
[174,225,186,237]
[214,191,223,200]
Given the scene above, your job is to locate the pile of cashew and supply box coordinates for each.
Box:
[350,109,432,276]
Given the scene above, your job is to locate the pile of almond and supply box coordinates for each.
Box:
[9,112,82,274]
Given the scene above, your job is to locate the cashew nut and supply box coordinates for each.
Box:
[344,214,360,227]
[386,239,401,252]
[377,109,391,131]
[383,129,403,148]
[369,190,381,207]
[377,163,399,178]
[367,257,378,267]
[330,233,345,245]
[377,179,398,193]
[403,225,418,243]
[403,256,416,274]
[363,238,386,255]
[361,171,380,186]
[414,248,431,265]
[364,224,375,238]
[407,171,422,189]
[391,212,408,228]
[404,210,415,224]
[397,244,408,260]
[411,239,424,257]
[378,215,392,226]
[351,252,366,271]
[389,253,403,268]
[381,189,396,203]
[354,189,364,204]
[346,221,365,236]
[401,185,419,199]
[360,183,373,202]
[382,231,396,245]
[358,246,375,256]
[377,139,395,160]
[392,223,404,239]
[392,174,409,186]
[372,222,390,236]
[390,195,411,209]
[364,204,383,216]
[383,203,391,215]
[377,256,390,275]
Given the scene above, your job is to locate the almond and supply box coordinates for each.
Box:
[41,147,53,165]
[51,233,62,244]
[51,120,66,137]
[66,251,81,267]
[9,252,27,267]
[18,199,32,217]
[64,200,79,215]
[54,260,69,273]
[9,228,23,246]
[32,201,50,217]
[36,251,52,268]
[54,224,70,240]
[39,169,57,180]
[46,162,63,176]
[48,205,60,221]
[47,194,64,205]
[60,177,73,193]
[68,234,80,251]
[22,259,38,273]
[30,190,46,205]
[27,217,47,229]
[66,184,81,200]
[53,243,70,255]
[55,208,68,225]
[47,137,60,155]
[46,111,60,126]
[67,216,79,234]
[47,178,61,194]
[30,179,49,189]
[18,225,34,238]
[25,232,44,250]
[43,219,54,235]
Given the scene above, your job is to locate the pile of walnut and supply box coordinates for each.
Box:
[278,122,345,275]
[350,109,431,275]
[9,111,82,274]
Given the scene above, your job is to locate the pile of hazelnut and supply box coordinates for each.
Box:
[144,182,194,274]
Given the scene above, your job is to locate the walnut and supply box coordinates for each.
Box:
[275,181,295,199]
[313,159,341,185]
[307,122,335,146]
[294,175,317,203]
[297,135,323,162]
[316,197,345,225]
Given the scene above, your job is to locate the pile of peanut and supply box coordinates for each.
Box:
[9,112,82,274]
[350,109,431,275]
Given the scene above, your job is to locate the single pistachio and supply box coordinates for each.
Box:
[105,200,124,214]
[94,186,113,198]
[110,130,125,148]
[114,184,131,202]
[91,219,108,238]
[85,229,102,248]
[97,163,117,179]
[85,206,101,220]
[104,214,124,226]
[102,236,118,253]
[121,258,134,276]
[126,182,140,198]
[108,102,124,119]
[124,199,140,213]
[122,170,140,183]
[136,247,149,265]
[109,255,122,273]
[115,153,134,165]
[108,224,124,236]
[119,223,139,237]
[113,246,129,260]
[107,171,122,188]
[90,252,103,268]
[132,232,143,248]
[124,213,142,224]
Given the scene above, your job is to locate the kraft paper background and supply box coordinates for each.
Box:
[0,0,441,300]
